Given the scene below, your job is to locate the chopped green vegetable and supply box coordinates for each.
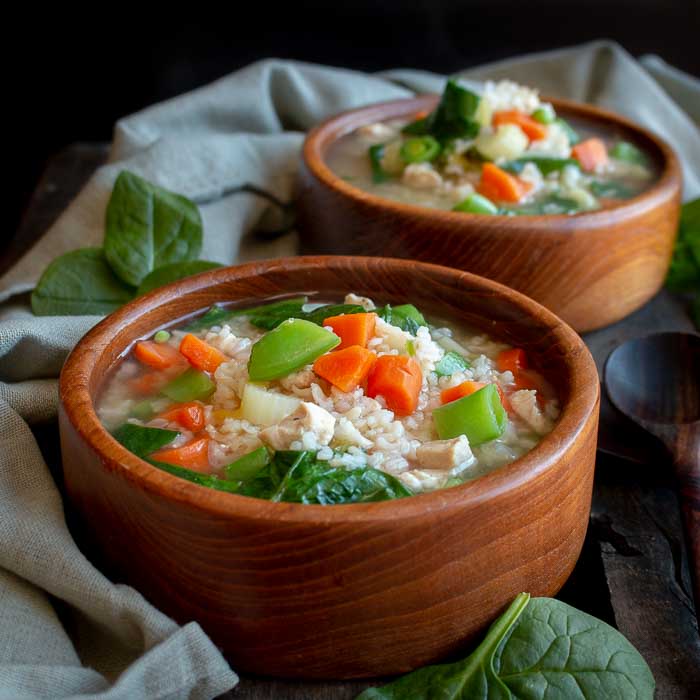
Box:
[112,423,179,457]
[357,593,655,699]
[153,330,171,343]
[554,116,580,145]
[184,297,308,331]
[452,193,499,215]
[434,350,470,377]
[432,384,507,444]
[532,105,556,124]
[131,400,156,421]
[511,193,582,216]
[105,171,203,287]
[406,339,416,356]
[368,144,390,183]
[136,260,222,296]
[161,368,215,402]
[401,118,429,136]
[301,303,365,325]
[377,304,426,335]
[248,318,340,381]
[31,248,136,316]
[422,78,481,141]
[501,156,580,176]
[399,136,441,164]
[150,459,242,493]
[610,140,648,166]
[225,447,271,481]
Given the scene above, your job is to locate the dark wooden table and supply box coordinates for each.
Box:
[7,144,700,699]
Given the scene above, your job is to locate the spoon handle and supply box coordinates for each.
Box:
[673,426,700,627]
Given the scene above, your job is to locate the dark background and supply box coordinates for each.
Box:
[8,0,699,239]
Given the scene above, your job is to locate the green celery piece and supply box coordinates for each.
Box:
[248,318,340,381]
[555,117,580,145]
[432,384,507,444]
[501,156,579,176]
[434,351,470,377]
[368,144,390,183]
[112,423,179,458]
[183,296,308,331]
[400,136,441,164]
[149,459,242,493]
[453,193,499,215]
[225,447,271,481]
[610,140,648,166]
[161,368,215,402]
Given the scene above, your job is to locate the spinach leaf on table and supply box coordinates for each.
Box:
[105,171,203,286]
[136,260,222,296]
[357,593,655,699]
[31,248,136,316]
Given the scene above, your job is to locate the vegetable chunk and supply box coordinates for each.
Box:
[366,355,422,416]
[313,345,376,392]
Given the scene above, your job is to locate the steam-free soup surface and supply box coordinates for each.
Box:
[99,294,559,504]
[326,80,657,216]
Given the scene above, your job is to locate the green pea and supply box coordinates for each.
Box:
[532,106,556,124]
[154,330,171,343]
[453,193,499,215]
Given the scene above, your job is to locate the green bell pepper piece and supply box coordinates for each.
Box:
[432,384,507,444]
[453,193,499,215]
[161,368,216,402]
[248,318,340,381]
[400,136,441,164]
[225,447,271,481]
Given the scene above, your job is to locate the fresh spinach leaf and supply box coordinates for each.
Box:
[369,144,391,183]
[511,194,582,216]
[590,179,634,199]
[302,303,366,325]
[136,260,222,296]
[501,156,579,176]
[377,304,426,335]
[401,117,429,136]
[225,447,271,481]
[112,423,179,457]
[105,171,203,287]
[357,594,655,700]
[435,351,470,377]
[31,248,135,316]
[425,78,481,141]
[237,450,302,499]
[183,297,309,331]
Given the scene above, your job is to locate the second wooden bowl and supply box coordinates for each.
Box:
[59,256,599,679]
[297,96,682,332]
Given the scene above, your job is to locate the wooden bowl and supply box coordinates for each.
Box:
[59,256,599,679]
[297,96,682,332]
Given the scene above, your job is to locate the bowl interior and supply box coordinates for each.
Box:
[63,256,599,520]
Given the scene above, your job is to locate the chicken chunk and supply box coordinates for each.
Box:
[259,402,336,450]
[401,163,443,190]
[510,389,553,435]
[334,416,372,449]
[415,435,474,472]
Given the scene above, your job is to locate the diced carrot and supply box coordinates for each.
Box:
[414,109,429,120]
[134,341,186,370]
[157,402,206,432]
[128,371,169,396]
[496,348,528,374]
[322,313,377,350]
[572,138,608,172]
[313,345,376,392]
[477,163,533,203]
[440,381,487,404]
[366,355,422,416]
[179,334,228,374]
[151,437,211,473]
[492,110,548,141]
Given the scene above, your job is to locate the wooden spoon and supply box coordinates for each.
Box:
[605,332,700,627]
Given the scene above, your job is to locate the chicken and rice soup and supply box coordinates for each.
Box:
[327,79,656,216]
[98,295,559,504]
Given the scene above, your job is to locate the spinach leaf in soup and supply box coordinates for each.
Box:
[150,460,242,494]
[105,171,203,287]
[424,78,481,141]
[112,423,179,457]
[357,594,655,700]
[31,248,136,316]
[136,260,222,296]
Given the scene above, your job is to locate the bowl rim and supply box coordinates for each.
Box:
[302,94,682,229]
[60,256,600,524]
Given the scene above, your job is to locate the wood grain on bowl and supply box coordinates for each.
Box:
[297,96,682,332]
[59,257,599,679]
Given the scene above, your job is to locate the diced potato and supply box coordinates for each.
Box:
[475,124,528,161]
[240,383,301,426]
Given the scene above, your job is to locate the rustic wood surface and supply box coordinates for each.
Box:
[59,255,600,678]
[7,144,700,698]
[297,95,682,333]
